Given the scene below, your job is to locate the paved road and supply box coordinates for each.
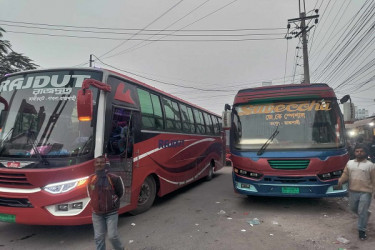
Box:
[0,166,374,250]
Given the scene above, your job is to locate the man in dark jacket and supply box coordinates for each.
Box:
[87,156,124,250]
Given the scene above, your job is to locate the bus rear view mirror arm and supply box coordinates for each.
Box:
[77,79,112,122]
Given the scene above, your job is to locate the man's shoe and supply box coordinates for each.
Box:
[359,230,367,240]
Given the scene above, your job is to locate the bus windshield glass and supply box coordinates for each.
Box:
[233,99,345,150]
[0,70,102,157]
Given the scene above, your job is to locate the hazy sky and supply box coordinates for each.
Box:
[0,0,373,115]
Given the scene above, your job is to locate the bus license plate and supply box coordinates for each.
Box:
[0,213,15,223]
[282,187,299,194]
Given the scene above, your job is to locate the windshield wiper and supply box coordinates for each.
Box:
[0,127,14,155]
[78,135,93,156]
[257,125,280,156]
[27,130,49,165]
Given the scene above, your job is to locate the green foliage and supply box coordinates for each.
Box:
[0,27,38,77]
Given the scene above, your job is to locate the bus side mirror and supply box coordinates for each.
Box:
[340,95,354,122]
[222,110,232,130]
[340,95,350,104]
[77,89,93,121]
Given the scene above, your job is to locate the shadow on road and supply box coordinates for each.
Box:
[242,195,349,214]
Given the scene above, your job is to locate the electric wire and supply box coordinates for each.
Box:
[104,0,240,59]
[91,55,224,92]
[102,0,212,58]
[99,0,185,59]
[4,30,284,41]
[0,23,286,37]
[0,19,286,32]
[312,1,374,83]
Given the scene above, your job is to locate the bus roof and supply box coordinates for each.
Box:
[2,67,220,117]
[234,83,337,105]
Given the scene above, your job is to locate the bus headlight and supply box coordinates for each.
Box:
[234,167,263,179]
[318,170,342,180]
[43,177,89,194]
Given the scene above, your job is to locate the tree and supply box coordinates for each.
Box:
[0,27,38,77]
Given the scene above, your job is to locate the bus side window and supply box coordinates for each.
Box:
[203,113,214,135]
[150,93,164,130]
[212,115,220,135]
[193,109,205,134]
[180,104,195,134]
[137,89,164,130]
[162,98,182,132]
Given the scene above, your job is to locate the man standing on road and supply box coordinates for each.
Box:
[87,155,125,250]
[338,144,375,240]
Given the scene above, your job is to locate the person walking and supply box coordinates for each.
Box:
[338,144,375,240]
[368,136,375,163]
[87,155,125,250]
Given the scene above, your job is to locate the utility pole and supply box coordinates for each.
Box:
[89,54,94,67]
[286,2,319,84]
[300,12,310,84]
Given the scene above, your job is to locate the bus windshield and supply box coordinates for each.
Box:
[233,99,345,150]
[0,70,102,158]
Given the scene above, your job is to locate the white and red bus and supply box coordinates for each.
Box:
[0,68,224,225]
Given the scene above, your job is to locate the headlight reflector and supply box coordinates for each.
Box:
[43,177,89,194]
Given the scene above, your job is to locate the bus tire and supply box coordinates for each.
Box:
[205,164,215,181]
[130,176,156,215]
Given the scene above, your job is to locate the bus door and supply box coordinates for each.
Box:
[106,106,135,208]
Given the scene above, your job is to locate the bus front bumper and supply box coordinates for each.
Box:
[233,173,348,198]
[0,192,92,225]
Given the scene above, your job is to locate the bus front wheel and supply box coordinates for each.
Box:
[205,164,215,181]
[130,176,156,215]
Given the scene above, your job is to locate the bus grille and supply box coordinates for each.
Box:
[0,172,32,186]
[0,197,33,208]
[268,160,310,170]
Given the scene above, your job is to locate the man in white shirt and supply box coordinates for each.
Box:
[338,144,375,240]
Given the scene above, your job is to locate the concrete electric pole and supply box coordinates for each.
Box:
[286,1,319,84]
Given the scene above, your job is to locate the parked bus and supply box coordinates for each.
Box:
[223,83,350,197]
[0,68,224,225]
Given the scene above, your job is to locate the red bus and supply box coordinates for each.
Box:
[0,68,224,225]
[223,83,350,197]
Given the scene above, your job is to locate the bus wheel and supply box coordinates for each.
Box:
[205,164,215,181]
[130,176,156,215]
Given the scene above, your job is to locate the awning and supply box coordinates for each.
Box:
[346,117,375,128]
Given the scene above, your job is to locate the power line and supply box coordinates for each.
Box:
[4,30,284,41]
[99,0,185,58]
[311,1,374,83]
[91,55,225,92]
[0,19,286,32]
[104,0,240,59]
[101,0,212,59]
[0,23,285,37]
[90,55,298,93]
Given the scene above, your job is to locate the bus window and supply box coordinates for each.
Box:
[203,113,214,135]
[138,89,163,130]
[212,115,220,135]
[180,104,195,133]
[162,98,182,132]
[193,109,205,134]
[150,94,164,130]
